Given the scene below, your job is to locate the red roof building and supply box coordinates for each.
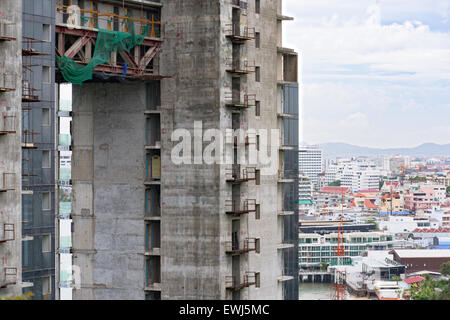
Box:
[364,199,378,210]
[320,186,351,194]
[403,276,425,284]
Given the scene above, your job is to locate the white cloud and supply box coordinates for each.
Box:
[338,112,369,129]
[284,0,450,148]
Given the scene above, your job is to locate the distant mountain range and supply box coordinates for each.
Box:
[316,142,450,158]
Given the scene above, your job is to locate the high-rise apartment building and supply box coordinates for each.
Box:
[54,0,299,300]
[325,159,381,192]
[1,0,56,300]
[298,145,323,190]
[21,0,57,300]
[1,0,299,300]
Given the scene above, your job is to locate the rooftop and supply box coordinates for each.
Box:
[403,276,425,284]
[320,186,351,194]
[392,249,450,258]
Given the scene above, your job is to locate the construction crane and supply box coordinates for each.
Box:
[330,190,346,300]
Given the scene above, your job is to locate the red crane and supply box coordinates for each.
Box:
[331,190,346,300]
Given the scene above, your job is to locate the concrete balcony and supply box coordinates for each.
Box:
[277,243,295,250]
[277,14,294,21]
[145,248,161,256]
[277,275,294,282]
[277,112,295,118]
[144,282,161,292]
[277,211,294,216]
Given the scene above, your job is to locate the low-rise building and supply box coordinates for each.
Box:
[313,186,352,209]
[404,187,439,212]
[390,249,450,274]
[379,191,404,214]
[379,215,430,234]
[298,232,393,267]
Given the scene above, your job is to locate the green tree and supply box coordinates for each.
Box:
[328,180,341,187]
[379,179,384,190]
[440,261,450,276]
[446,186,450,195]
[320,262,329,271]
[390,275,402,282]
[411,274,450,300]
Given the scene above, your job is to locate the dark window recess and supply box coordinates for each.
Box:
[255,32,260,48]
[256,238,261,253]
[255,101,260,116]
[255,170,261,186]
[255,0,260,14]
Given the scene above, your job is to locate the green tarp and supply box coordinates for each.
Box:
[57,15,148,84]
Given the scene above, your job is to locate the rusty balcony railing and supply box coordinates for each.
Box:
[0,21,16,41]
[0,224,15,243]
[0,267,17,288]
[226,58,256,74]
[0,112,16,135]
[225,238,256,255]
[225,199,256,216]
[224,92,256,108]
[225,272,257,290]
[225,167,256,183]
[0,73,16,92]
[0,173,16,192]
[22,80,41,103]
[224,24,255,42]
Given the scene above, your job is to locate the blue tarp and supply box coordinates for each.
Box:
[379,211,411,215]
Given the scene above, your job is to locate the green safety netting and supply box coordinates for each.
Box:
[57,14,150,85]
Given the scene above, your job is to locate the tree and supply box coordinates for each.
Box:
[329,180,341,187]
[409,176,426,182]
[367,219,380,231]
[320,262,329,271]
[391,275,402,282]
[440,261,450,276]
[410,274,450,300]
[446,186,450,195]
[379,179,384,190]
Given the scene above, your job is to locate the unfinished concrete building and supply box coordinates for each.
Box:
[55,0,299,300]
[0,0,23,299]
[21,0,57,300]
[0,0,299,300]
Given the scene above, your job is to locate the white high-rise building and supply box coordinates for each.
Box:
[325,159,381,192]
[299,145,323,190]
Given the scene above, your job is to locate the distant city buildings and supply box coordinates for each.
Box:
[324,158,381,192]
[299,173,313,209]
[298,145,323,190]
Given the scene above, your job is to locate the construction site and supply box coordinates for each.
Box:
[0,0,300,300]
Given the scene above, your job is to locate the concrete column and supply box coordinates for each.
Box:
[0,0,22,299]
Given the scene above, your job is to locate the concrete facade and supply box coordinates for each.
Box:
[66,0,299,300]
[71,83,148,300]
[0,0,23,298]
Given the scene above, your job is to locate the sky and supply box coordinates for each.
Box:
[282,0,450,148]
